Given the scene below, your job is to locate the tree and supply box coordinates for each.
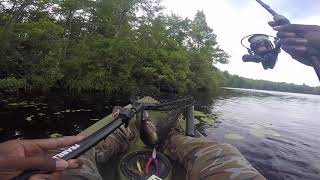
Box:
[0,0,230,96]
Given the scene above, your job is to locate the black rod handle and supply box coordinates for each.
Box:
[13,118,125,180]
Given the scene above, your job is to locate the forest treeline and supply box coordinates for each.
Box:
[223,71,320,95]
[0,0,229,95]
[1,0,319,96]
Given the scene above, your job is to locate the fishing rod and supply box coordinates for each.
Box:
[255,0,320,81]
[256,0,278,16]
[13,97,194,180]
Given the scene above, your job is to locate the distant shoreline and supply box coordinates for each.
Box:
[222,87,320,96]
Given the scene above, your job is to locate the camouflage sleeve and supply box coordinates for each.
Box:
[62,125,135,180]
[62,148,103,180]
[163,132,266,180]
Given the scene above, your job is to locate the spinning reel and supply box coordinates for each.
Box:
[241,34,281,70]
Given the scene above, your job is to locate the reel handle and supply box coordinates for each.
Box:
[256,0,320,81]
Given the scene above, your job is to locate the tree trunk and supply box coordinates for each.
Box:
[5,0,33,30]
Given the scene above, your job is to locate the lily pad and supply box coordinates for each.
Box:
[50,133,63,138]
[90,118,100,121]
[138,96,159,104]
[194,111,206,117]
[224,133,244,140]
[193,111,214,124]
[26,115,35,122]
[250,129,281,138]
[38,113,46,116]
[308,164,320,174]
[194,118,201,125]
[8,103,18,106]
[65,109,71,112]
[8,102,28,106]
[200,116,214,123]
[246,124,263,130]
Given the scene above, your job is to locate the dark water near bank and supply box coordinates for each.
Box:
[0,89,320,179]
[0,93,128,142]
[203,88,320,180]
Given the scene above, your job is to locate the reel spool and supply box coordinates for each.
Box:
[241,34,281,70]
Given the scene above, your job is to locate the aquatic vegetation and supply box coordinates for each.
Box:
[194,111,206,117]
[194,118,201,125]
[237,121,281,138]
[90,119,100,121]
[50,133,63,138]
[7,101,49,110]
[138,97,159,104]
[8,102,28,106]
[249,129,281,138]
[200,116,214,123]
[308,164,320,174]
[38,113,46,116]
[194,111,214,124]
[25,115,35,122]
[53,109,93,115]
[224,133,244,140]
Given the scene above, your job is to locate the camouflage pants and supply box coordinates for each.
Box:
[62,124,135,180]
[62,131,265,180]
[164,132,266,180]
[62,148,102,180]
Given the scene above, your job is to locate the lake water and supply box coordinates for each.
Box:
[0,93,129,142]
[0,89,320,179]
[203,88,320,180]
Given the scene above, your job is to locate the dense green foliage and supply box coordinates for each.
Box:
[223,71,320,95]
[0,0,229,95]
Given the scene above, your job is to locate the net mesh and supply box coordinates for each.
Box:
[145,97,193,111]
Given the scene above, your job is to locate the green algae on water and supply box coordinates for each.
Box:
[250,129,281,138]
[224,133,244,140]
[26,115,35,122]
[90,118,100,121]
[50,133,63,138]
[194,111,206,117]
[38,113,46,116]
[194,111,214,124]
[194,118,201,125]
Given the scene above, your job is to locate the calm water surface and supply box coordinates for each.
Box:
[1,89,320,180]
[0,93,128,142]
[202,88,320,180]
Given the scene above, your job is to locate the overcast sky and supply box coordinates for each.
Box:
[162,0,320,86]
